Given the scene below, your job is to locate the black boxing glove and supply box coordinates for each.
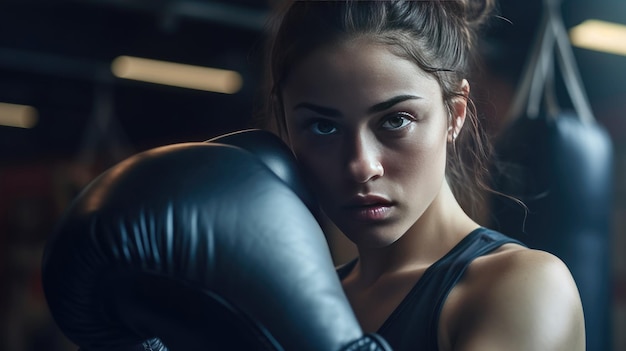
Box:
[207,129,317,215]
[42,129,392,351]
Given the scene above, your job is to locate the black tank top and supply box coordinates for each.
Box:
[337,227,525,351]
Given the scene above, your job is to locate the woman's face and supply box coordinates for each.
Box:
[282,39,459,248]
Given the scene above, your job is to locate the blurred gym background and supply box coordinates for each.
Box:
[0,0,624,350]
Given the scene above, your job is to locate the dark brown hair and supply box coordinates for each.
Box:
[261,0,497,220]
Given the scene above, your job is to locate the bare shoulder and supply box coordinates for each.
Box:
[440,244,586,351]
[472,243,577,289]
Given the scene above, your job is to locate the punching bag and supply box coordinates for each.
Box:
[490,1,613,350]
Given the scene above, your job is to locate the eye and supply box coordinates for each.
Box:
[381,112,414,130]
[308,119,338,135]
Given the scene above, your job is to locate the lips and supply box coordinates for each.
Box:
[344,194,394,221]
[346,194,392,207]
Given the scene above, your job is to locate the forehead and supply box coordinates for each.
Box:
[282,39,441,106]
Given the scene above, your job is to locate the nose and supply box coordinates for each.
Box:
[346,133,384,183]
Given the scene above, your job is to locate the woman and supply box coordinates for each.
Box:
[262,1,585,350]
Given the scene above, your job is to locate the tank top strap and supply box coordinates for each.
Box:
[377,227,525,351]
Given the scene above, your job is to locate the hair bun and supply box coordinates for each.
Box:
[462,0,496,27]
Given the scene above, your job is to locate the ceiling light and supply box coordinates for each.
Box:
[111,56,243,94]
[0,102,38,129]
[570,19,626,56]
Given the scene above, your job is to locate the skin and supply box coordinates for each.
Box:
[281,38,585,350]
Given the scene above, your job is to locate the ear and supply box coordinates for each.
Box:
[447,79,470,143]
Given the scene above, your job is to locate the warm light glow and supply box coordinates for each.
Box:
[570,19,626,56]
[111,55,243,94]
[0,102,38,129]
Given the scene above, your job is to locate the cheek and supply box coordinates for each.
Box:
[285,122,332,192]
[291,143,340,191]
[390,135,448,183]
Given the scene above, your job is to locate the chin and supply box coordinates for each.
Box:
[341,225,404,249]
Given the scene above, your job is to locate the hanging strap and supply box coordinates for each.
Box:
[505,0,595,124]
[547,0,595,123]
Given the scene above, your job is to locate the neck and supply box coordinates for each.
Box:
[352,180,479,284]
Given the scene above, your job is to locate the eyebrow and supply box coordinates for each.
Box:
[292,94,421,117]
[368,95,422,114]
[292,102,341,117]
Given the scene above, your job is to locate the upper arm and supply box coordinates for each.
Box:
[447,249,585,351]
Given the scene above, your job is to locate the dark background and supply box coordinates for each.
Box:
[0,0,624,350]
